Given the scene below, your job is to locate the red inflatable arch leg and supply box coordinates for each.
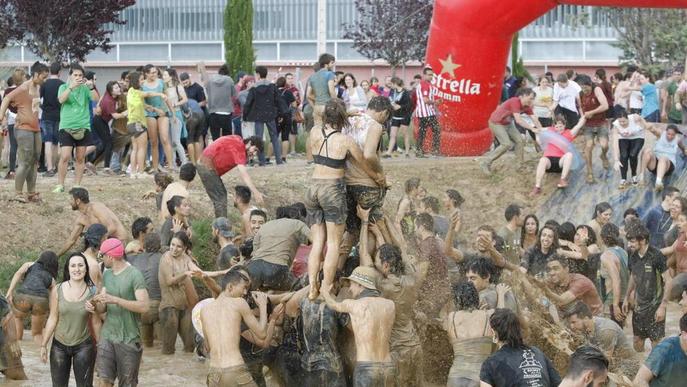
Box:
[425,0,687,156]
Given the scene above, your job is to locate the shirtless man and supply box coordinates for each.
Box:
[321,266,397,386]
[339,96,393,266]
[58,187,127,256]
[234,185,258,237]
[200,270,269,387]
[159,163,196,222]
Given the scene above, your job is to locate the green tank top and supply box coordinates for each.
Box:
[54,283,96,346]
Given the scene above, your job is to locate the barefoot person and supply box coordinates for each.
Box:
[321,266,397,386]
[0,61,49,202]
[530,115,585,196]
[305,98,385,300]
[199,270,269,387]
[40,252,101,387]
[196,135,265,218]
[58,187,127,256]
[91,238,150,387]
[640,123,684,191]
[54,64,99,193]
[6,251,58,344]
[480,87,542,175]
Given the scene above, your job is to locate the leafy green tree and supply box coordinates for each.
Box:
[224,0,255,79]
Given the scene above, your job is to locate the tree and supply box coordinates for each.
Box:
[343,0,433,72]
[1,0,134,63]
[224,0,255,80]
[600,8,687,68]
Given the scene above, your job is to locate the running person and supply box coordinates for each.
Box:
[530,115,586,196]
[611,109,646,189]
[481,88,542,174]
[577,74,610,184]
[54,64,99,193]
[640,123,684,192]
[305,98,385,300]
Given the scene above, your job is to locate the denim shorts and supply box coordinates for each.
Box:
[40,120,59,143]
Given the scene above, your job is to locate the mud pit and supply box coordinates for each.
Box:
[0,153,684,384]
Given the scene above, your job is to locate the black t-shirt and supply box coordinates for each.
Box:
[628,246,667,313]
[184,83,206,105]
[480,346,561,387]
[521,247,554,276]
[40,78,65,122]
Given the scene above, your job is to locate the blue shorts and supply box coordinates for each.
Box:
[40,119,59,143]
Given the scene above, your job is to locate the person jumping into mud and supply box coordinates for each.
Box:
[199,270,269,387]
[304,98,385,300]
[196,135,265,218]
[57,187,127,257]
[321,266,397,386]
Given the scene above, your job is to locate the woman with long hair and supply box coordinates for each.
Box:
[342,73,367,113]
[396,177,422,242]
[521,225,559,277]
[384,77,412,158]
[276,76,296,163]
[520,214,539,251]
[40,252,101,387]
[162,68,189,167]
[127,71,168,178]
[611,109,647,189]
[6,250,59,343]
[305,98,384,300]
[533,76,554,128]
[588,202,612,250]
[559,225,601,281]
[360,79,377,101]
[443,281,510,387]
[143,64,175,172]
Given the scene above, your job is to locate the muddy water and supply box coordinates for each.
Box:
[0,303,683,385]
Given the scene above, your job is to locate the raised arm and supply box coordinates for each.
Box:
[444,212,464,263]
[320,283,352,314]
[242,303,284,348]
[357,206,374,268]
[242,292,268,340]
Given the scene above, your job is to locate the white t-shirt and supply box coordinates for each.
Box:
[533,86,553,118]
[629,90,643,110]
[612,114,644,140]
[553,82,581,112]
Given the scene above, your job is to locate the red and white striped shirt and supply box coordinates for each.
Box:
[414,80,436,118]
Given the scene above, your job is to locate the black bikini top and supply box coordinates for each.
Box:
[313,126,346,169]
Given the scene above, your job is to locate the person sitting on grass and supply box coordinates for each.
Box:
[530,115,586,197]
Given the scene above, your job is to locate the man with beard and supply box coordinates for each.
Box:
[539,255,603,316]
[57,187,127,256]
[196,135,265,218]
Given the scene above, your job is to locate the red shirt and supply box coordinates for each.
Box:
[202,135,247,176]
[567,273,603,315]
[543,128,575,158]
[489,97,533,125]
[580,88,606,126]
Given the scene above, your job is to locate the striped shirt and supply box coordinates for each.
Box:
[415,80,436,118]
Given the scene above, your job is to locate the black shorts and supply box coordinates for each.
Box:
[546,157,562,173]
[277,114,292,141]
[391,116,411,127]
[186,112,205,143]
[648,159,675,176]
[632,306,665,341]
[58,129,94,147]
[245,259,295,292]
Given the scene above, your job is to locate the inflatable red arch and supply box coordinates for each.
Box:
[425,0,687,156]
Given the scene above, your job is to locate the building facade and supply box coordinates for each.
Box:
[1,1,622,67]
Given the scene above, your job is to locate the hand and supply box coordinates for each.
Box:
[252,291,268,307]
[85,300,96,313]
[172,217,184,233]
[94,288,117,305]
[357,205,371,222]
[142,190,157,200]
[612,303,625,322]
[40,346,48,363]
[161,94,168,101]
[270,303,285,321]
[622,299,631,315]
[655,305,666,322]
[661,112,668,122]
[614,160,623,172]
[496,283,511,296]
[477,234,492,252]
[85,80,94,89]
[368,223,383,239]
[584,112,594,120]
[94,105,102,116]
[252,190,265,205]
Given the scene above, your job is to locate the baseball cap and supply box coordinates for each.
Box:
[343,266,378,291]
[179,72,190,81]
[212,217,235,239]
[99,238,125,259]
